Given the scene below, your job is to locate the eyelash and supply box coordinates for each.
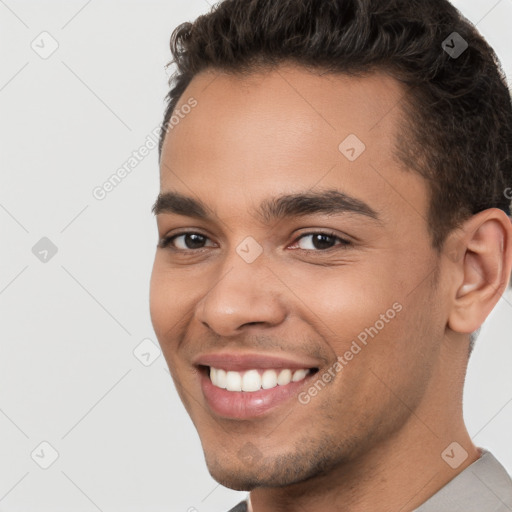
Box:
[157,231,352,252]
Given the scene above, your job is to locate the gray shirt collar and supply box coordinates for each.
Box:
[414,450,512,512]
[234,450,512,512]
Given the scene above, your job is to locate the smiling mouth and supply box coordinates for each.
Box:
[196,363,321,419]
[200,365,319,392]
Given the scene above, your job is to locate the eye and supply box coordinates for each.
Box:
[158,231,350,252]
[290,232,351,251]
[159,232,216,250]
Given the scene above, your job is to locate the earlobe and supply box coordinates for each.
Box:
[448,209,512,335]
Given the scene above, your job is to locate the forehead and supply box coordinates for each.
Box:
[159,65,428,227]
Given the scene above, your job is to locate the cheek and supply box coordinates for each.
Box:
[149,259,169,336]
[332,289,439,420]
[149,257,194,340]
[284,263,422,399]
[149,261,201,384]
[283,263,401,340]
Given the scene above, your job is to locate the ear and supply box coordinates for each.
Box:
[447,209,512,334]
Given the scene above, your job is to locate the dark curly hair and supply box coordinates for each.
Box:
[159,0,512,254]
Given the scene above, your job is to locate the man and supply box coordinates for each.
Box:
[149,0,512,510]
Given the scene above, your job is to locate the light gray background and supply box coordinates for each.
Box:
[0,1,511,511]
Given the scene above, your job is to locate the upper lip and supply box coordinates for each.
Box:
[194,352,321,371]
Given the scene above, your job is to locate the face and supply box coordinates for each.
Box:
[150,66,449,490]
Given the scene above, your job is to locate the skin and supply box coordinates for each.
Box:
[149,65,512,512]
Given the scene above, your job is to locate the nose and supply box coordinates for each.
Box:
[195,256,288,337]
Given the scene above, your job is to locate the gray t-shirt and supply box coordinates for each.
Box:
[227,450,512,512]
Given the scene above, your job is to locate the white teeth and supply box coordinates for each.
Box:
[209,367,310,392]
[277,369,292,386]
[242,370,261,392]
[261,369,278,389]
[226,371,242,391]
[216,368,227,389]
[292,369,308,382]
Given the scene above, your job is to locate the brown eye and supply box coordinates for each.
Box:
[160,233,215,250]
[294,233,351,251]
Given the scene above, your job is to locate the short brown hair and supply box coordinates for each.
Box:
[159,0,512,253]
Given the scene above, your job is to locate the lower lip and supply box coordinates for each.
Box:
[199,369,314,419]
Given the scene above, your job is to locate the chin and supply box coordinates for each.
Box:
[203,445,341,491]
[206,462,261,491]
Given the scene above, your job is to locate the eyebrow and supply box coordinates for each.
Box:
[151,189,380,223]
